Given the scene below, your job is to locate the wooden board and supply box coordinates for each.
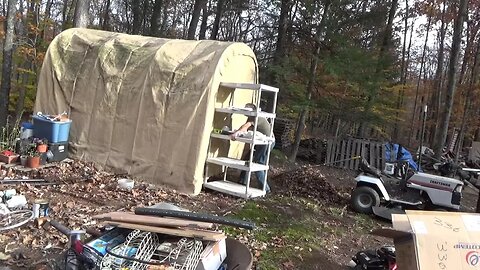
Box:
[326,139,332,164]
[105,221,226,241]
[340,140,346,168]
[93,212,213,229]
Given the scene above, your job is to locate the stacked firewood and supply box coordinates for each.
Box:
[273,118,295,149]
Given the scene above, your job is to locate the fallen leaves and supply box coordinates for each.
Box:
[0,160,242,267]
[273,165,352,205]
[0,252,11,261]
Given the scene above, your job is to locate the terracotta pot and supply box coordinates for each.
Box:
[27,156,41,168]
[37,144,48,153]
[0,154,19,164]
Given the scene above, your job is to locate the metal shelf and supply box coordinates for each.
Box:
[203,181,266,199]
[219,82,279,93]
[206,157,269,171]
[215,107,276,118]
[210,133,273,145]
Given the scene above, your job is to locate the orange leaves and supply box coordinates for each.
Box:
[17,46,36,57]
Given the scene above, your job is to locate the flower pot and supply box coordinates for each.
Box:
[0,153,19,164]
[20,156,28,166]
[27,156,41,168]
[37,144,48,153]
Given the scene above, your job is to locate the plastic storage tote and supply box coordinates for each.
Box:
[33,115,72,143]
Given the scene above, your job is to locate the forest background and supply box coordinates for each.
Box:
[0,0,477,160]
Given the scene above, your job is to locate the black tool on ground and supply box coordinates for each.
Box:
[49,220,96,270]
[135,207,256,230]
[350,245,396,270]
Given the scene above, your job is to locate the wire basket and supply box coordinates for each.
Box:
[99,230,204,270]
[100,230,160,270]
[151,237,203,270]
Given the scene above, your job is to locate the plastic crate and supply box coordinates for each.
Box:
[47,141,68,162]
[33,115,72,143]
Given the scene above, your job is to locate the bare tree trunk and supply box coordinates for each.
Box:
[15,0,33,121]
[210,0,225,40]
[101,0,111,30]
[431,0,448,147]
[198,0,209,39]
[405,19,414,79]
[187,0,205,39]
[290,0,331,161]
[393,0,409,141]
[73,0,90,28]
[433,0,468,159]
[274,0,291,64]
[0,0,17,128]
[150,0,163,36]
[62,0,70,30]
[131,0,142,34]
[408,13,432,146]
[141,0,150,34]
[455,40,480,162]
[458,21,475,85]
[41,0,53,39]
[160,1,169,36]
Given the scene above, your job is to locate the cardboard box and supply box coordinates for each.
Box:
[372,210,480,270]
[196,238,227,270]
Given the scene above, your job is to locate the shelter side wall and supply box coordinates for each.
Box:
[35,28,257,195]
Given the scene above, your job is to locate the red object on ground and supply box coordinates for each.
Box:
[1,150,14,156]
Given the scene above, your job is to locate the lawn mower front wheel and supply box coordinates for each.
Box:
[351,186,380,214]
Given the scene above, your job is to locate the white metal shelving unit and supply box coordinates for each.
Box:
[203,82,279,199]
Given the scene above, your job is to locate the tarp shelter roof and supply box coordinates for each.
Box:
[35,28,258,194]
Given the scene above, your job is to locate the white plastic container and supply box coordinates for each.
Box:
[6,195,27,208]
[20,122,34,139]
[117,178,134,191]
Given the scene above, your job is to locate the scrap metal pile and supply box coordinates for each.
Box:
[41,205,254,270]
[0,160,249,269]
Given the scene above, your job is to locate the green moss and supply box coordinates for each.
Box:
[222,197,324,268]
[222,195,381,269]
[232,201,279,223]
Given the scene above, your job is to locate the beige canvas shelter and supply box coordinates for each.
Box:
[35,28,259,194]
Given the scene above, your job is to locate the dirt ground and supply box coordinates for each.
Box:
[0,150,478,270]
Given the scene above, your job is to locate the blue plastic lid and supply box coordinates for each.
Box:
[22,122,34,129]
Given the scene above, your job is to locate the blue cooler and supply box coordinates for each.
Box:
[33,115,72,143]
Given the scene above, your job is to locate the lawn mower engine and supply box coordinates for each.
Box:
[351,245,397,270]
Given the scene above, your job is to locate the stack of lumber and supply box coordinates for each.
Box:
[297,138,326,163]
[93,208,255,241]
[273,118,295,149]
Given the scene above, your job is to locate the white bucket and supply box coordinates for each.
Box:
[117,178,134,191]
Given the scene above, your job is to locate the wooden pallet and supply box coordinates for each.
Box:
[0,162,57,172]
[326,138,386,170]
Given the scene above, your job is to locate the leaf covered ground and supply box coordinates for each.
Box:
[1,151,476,269]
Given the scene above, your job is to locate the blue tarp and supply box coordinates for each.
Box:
[385,143,420,171]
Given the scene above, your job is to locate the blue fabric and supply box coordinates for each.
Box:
[240,142,275,192]
[385,143,420,171]
[22,122,34,129]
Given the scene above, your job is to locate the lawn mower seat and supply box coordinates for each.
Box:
[359,158,382,178]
